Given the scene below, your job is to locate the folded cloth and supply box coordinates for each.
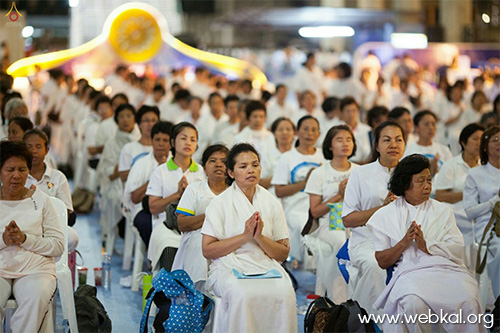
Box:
[232,268,282,279]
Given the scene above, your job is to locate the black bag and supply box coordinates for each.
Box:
[163,203,180,234]
[304,297,376,333]
[492,296,500,333]
[74,284,112,332]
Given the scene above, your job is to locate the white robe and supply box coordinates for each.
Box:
[201,183,297,333]
[368,198,484,333]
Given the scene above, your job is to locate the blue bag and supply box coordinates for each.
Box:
[140,269,213,333]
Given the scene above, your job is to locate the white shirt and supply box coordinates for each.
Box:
[342,160,394,248]
[271,147,324,222]
[305,162,359,228]
[25,163,73,211]
[95,117,118,147]
[329,78,364,103]
[464,163,500,236]
[292,108,324,125]
[213,122,240,147]
[348,122,372,164]
[266,99,296,128]
[294,66,325,103]
[403,141,453,173]
[234,127,277,176]
[146,158,206,228]
[176,180,216,218]
[118,141,153,172]
[194,112,229,163]
[123,152,159,221]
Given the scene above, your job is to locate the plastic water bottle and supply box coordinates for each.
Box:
[102,253,111,289]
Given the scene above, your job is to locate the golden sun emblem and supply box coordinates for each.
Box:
[108,8,162,63]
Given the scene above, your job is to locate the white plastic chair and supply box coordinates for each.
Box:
[51,197,79,333]
[122,212,135,271]
[131,227,147,292]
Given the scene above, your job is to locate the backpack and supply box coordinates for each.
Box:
[140,269,213,333]
[74,284,112,332]
[304,297,376,333]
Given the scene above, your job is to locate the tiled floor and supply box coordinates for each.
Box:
[53,206,315,332]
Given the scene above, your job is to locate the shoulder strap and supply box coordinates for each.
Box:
[140,289,157,333]
[476,202,500,274]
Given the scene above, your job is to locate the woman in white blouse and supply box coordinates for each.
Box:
[305,124,358,302]
[0,141,64,332]
[272,115,324,261]
[435,123,484,248]
[464,125,500,299]
[342,120,405,315]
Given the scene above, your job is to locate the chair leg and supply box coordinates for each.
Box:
[122,218,134,270]
[131,231,146,292]
[105,228,116,256]
[58,268,79,333]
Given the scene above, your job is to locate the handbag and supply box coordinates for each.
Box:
[164,203,180,234]
[140,269,213,333]
[476,201,500,274]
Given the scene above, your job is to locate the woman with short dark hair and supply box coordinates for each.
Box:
[202,143,297,332]
[464,125,500,299]
[368,154,483,332]
[0,141,64,332]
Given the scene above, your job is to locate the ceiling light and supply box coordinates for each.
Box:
[299,26,355,38]
[391,33,428,49]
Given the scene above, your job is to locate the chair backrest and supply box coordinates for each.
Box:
[49,196,68,266]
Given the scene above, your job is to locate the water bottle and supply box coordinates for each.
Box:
[102,253,111,289]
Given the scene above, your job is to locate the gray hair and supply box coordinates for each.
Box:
[4,98,28,120]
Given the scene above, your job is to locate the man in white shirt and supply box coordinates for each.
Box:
[89,96,116,156]
[194,92,228,162]
[213,95,240,143]
[388,107,418,147]
[189,67,212,101]
[266,84,296,128]
[339,97,372,164]
[159,89,191,123]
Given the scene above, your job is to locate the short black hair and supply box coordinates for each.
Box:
[153,84,166,95]
[480,125,500,165]
[174,89,191,102]
[114,103,136,124]
[388,107,411,120]
[261,91,272,103]
[201,144,229,167]
[389,154,430,196]
[225,143,260,185]
[413,110,437,126]
[271,117,295,134]
[135,105,159,124]
[480,112,500,129]
[367,106,389,128]
[94,96,111,111]
[371,120,404,162]
[224,94,240,106]
[208,92,223,104]
[9,116,34,132]
[322,96,340,113]
[275,84,286,92]
[340,96,358,112]
[245,100,266,119]
[336,62,352,79]
[111,93,129,105]
[459,123,484,151]
[151,121,173,139]
[322,124,357,160]
[0,140,32,171]
[23,128,49,148]
[170,122,198,157]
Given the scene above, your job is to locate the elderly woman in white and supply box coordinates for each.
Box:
[464,125,500,299]
[202,143,297,332]
[368,154,483,333]
[0,141,64,332]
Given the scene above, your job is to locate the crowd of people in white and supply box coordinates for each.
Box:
[1,50,499,331]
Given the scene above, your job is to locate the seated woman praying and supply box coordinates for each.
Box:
[201,143,297,332]
[367,154,484,333]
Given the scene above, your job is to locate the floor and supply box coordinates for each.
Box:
[53,205,316,332]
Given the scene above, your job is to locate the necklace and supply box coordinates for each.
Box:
[0,186,28,200]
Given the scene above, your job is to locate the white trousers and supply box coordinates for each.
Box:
[347,242,386,315]
[0,273,56,333]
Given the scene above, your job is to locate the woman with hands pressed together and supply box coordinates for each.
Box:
[202,143,297,332]
[368,154,483,333]
[146,122,206,272]
[0,141,64,332]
